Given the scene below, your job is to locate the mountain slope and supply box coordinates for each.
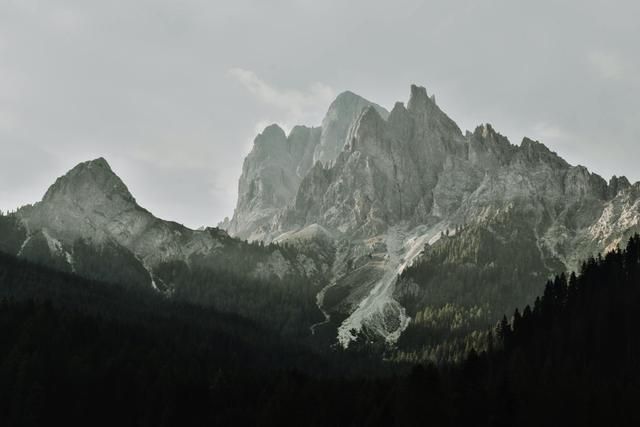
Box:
[3,229,640,426]
[0,251,332,427]
[1,160,328,338]
[227,91,389,240]
[229,84,640,348]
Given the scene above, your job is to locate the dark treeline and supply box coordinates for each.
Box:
[395,212,565,362]
[2,236,640,426]
[0,210,328,341]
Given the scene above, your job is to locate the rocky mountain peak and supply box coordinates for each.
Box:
[518,137,568,168]
[467,124,515,167]
[228,90,389,240]
[42,157,135,205]
[390,101,407,115]
[406,85,462,139]
[313,91,389,165]
[254,124,287,150]
[608,175,632,199]
[407,84,432,112]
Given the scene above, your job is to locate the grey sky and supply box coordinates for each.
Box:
[1,0,638,228]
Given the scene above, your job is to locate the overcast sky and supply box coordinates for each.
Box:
[1,0,638,228]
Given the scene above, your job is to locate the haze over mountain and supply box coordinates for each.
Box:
[3,84,639,352]
[1,158,329,339]
[3,2,640,425]
[227,84,640,347]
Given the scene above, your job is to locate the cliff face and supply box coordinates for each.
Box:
[227,91,388,241]
[230,84,640,347]
[226,124,321,241]
[12,158,325,296]
[6,83,639,349]
[313,90,389,165]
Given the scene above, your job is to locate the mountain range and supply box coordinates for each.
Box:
[1,83,639,352]
[225,84,640,348]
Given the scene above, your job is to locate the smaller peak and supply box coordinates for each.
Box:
[322,90,389,123]
[289,124,312,132]
[519,137,568,167]
[327,90,369,110]
[88,157,110,168]
[388,101,411,127]
[521,136,541,147]
[261,123,285,136]
[334,90,362,101]
[391,101,407,113]
[287,125,313,139]
[411,84,427,96]
[43,157,134,204]
[254,124,287,147]
[473,123,497,138]
[610,175,630,185]
[74,157,112,172]
[407,84,433,112]
[520,137,552,155]
[608,175,631,199]
[521,137,561,155]
[68,157,116,177]
[358,105,384,125]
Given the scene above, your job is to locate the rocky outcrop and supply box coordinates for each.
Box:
[228,91,389,240]
[12,158,322,293]
[230,84,640,347]
[227,124,321,240]
[18,158,224,270]
[7,83,639,350]
[313,91,389,165]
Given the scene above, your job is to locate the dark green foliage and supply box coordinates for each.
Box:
[157,259,324,339]
[396,212,563,360]
[17,230,72,273]
[0,209,327,340]
[0,201,640,427]
[3,223,640,425]
[153,238,328,340]
[395,234,640,426]
[0,212,26,255]
[71,238,152,289]
[474,234,640,426]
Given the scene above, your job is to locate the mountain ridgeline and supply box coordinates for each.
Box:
[0,159,328,340]
[225,84,640,349]
[2,82,640,425]
[1,83,639,355]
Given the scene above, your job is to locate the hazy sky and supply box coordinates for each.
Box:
[1,0,638,228]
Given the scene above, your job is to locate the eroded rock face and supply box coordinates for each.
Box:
[18,158,223,269]
[313,91,389,165]
[227,124,321,240]
[230,84,640,347]
[228,91,389,241]
[13,158,322,294]
[279,85,470,237]
[273,85,636,269]
[9,83,639,349]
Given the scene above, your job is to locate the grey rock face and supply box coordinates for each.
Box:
[14,158,320,294]
[228,91,388,241]
[313,91,389,165]
[227,124,321,240]
[230,83,640,347]
[18,158,222,270]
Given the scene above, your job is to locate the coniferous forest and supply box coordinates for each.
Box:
[1,235,640,426]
